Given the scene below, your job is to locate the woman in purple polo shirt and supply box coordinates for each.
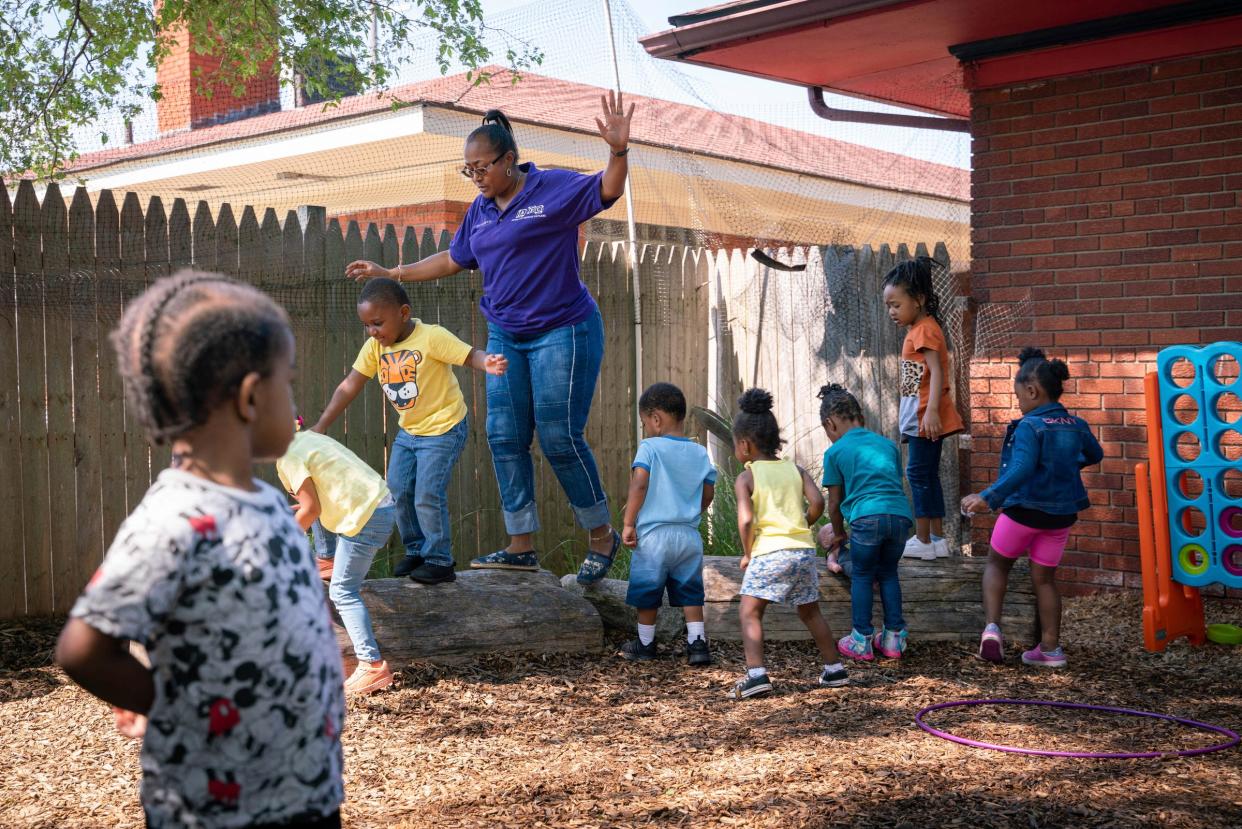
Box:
[345,94,634,584]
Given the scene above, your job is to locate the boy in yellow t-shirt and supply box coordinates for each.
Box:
[278,424,397,695]
[313,278,507,585]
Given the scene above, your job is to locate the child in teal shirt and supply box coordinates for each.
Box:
[818,384,914,661]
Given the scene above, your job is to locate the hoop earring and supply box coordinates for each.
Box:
[506,167,513,178]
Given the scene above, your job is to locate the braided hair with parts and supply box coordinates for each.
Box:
[467,109,519,166]
[110,269,293,445]
[883,256,944,324]
[732,388,785,456]
[816,383,864,425]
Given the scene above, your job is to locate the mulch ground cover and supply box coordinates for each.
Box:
[2,593,1239,828]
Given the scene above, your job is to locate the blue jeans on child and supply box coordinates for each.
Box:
[388,418,468,568]
[312,519,337,560]
[626,524,705,608]
[329,503,396,663]
[848,513,911,636]
[906,436,945,519]
[485,309,610,535]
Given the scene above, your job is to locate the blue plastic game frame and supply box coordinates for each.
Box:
[1156,342,1242,589]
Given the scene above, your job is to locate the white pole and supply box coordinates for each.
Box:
[601,0,644,449]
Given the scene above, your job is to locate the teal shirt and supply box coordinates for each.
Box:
[821,427,913,524]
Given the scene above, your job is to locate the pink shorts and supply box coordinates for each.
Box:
[990,513,1072,568]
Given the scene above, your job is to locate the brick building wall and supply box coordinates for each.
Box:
[969,47,1242,597]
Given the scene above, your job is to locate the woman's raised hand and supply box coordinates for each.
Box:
[594,90,634,152]
[345,260,389,282]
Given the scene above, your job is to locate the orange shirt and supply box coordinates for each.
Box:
[899,316,964,441]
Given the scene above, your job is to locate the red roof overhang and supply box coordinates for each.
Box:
[640,0,1242,117]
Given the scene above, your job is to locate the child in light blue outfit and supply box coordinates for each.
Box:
[620,383,716,665]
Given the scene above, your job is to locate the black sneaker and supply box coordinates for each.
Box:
[730,673,773,699]
[620,638,658,661]
[408,562,456,585]
[819,666,850,687]
[393,555,425,578]
[687,636,713,666]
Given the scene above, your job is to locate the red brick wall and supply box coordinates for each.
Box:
[156,24,279,134]
[968,47,1242,597]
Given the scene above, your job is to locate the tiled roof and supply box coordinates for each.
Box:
[67,67,968,201]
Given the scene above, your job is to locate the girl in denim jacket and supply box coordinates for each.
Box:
[961,348,1103,668]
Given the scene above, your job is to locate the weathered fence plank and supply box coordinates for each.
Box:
[68,187,103,602]
[0,182,23,618]
[95,191,128,564]
[119,193,148,514]
[14,181,51,615]
[145,197,172,477]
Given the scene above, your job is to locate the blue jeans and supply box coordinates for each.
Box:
[848,513,911,636]
[329,504,396,663]
[906,436,945,519]
[311,519,337,560]
[388,418,468,567]
[485,309,610,535]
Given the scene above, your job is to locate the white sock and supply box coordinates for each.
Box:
[686,621,705,643]
[637,623,656,646]
[747,666,767,679]
[824,663,844,673]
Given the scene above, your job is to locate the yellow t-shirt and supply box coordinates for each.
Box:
[276,431,390,537]
[747,459,815,557]
[352,320,473,436]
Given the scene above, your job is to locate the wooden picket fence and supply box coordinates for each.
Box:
[0,180,957,619]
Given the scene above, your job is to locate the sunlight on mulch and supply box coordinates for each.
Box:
[2,594,1240,828]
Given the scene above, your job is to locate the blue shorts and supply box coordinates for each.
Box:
[626,524,705,609]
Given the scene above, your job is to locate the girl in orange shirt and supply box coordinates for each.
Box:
[882,257,964,560]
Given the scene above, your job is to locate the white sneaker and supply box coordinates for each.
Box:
[903,536,938,560]
[931,535,951,558]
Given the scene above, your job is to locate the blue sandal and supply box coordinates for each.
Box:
[576,529,621,585]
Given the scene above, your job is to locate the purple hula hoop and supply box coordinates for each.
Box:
[916,698,1241,759]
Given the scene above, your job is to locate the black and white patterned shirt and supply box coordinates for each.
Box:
[71,469,345,828]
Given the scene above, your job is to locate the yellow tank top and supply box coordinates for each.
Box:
[747,459,814,557]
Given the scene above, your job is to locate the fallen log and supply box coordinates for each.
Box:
[331,569,604,670]
[568,555,1034,644]
[702,555,1034,642]
[560,574,687,641]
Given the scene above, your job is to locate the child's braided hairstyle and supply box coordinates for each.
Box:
[882,256,943,323]
[110,269,292,445]
[733,388,785,456]
[816,383,864,425]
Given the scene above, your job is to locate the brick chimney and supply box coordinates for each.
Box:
[155,17,280,134]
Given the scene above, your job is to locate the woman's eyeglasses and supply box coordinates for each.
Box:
[460,151,506,180]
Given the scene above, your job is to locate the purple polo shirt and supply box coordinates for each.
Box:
[448,162,617,336]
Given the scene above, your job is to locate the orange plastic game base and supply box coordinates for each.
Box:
[1138,371,1206,652]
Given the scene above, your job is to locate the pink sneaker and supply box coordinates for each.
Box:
[978,627,1004,664]
[837,630,874,662]
[1021,644,1067,668]
[871,628,907,659]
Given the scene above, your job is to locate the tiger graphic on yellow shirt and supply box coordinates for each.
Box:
[379,350,423,411]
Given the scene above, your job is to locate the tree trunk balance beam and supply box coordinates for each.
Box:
[569,555,1034,643]
[332,569,604,671]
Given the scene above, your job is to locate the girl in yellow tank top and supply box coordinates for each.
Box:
[730,389,849,700]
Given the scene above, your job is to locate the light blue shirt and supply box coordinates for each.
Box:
[633,436,717,539]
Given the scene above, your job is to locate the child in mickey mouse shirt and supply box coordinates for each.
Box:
[313,277,507,586]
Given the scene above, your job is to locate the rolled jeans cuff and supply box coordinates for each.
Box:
[572,497,611,531]
[502,500,541,536]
